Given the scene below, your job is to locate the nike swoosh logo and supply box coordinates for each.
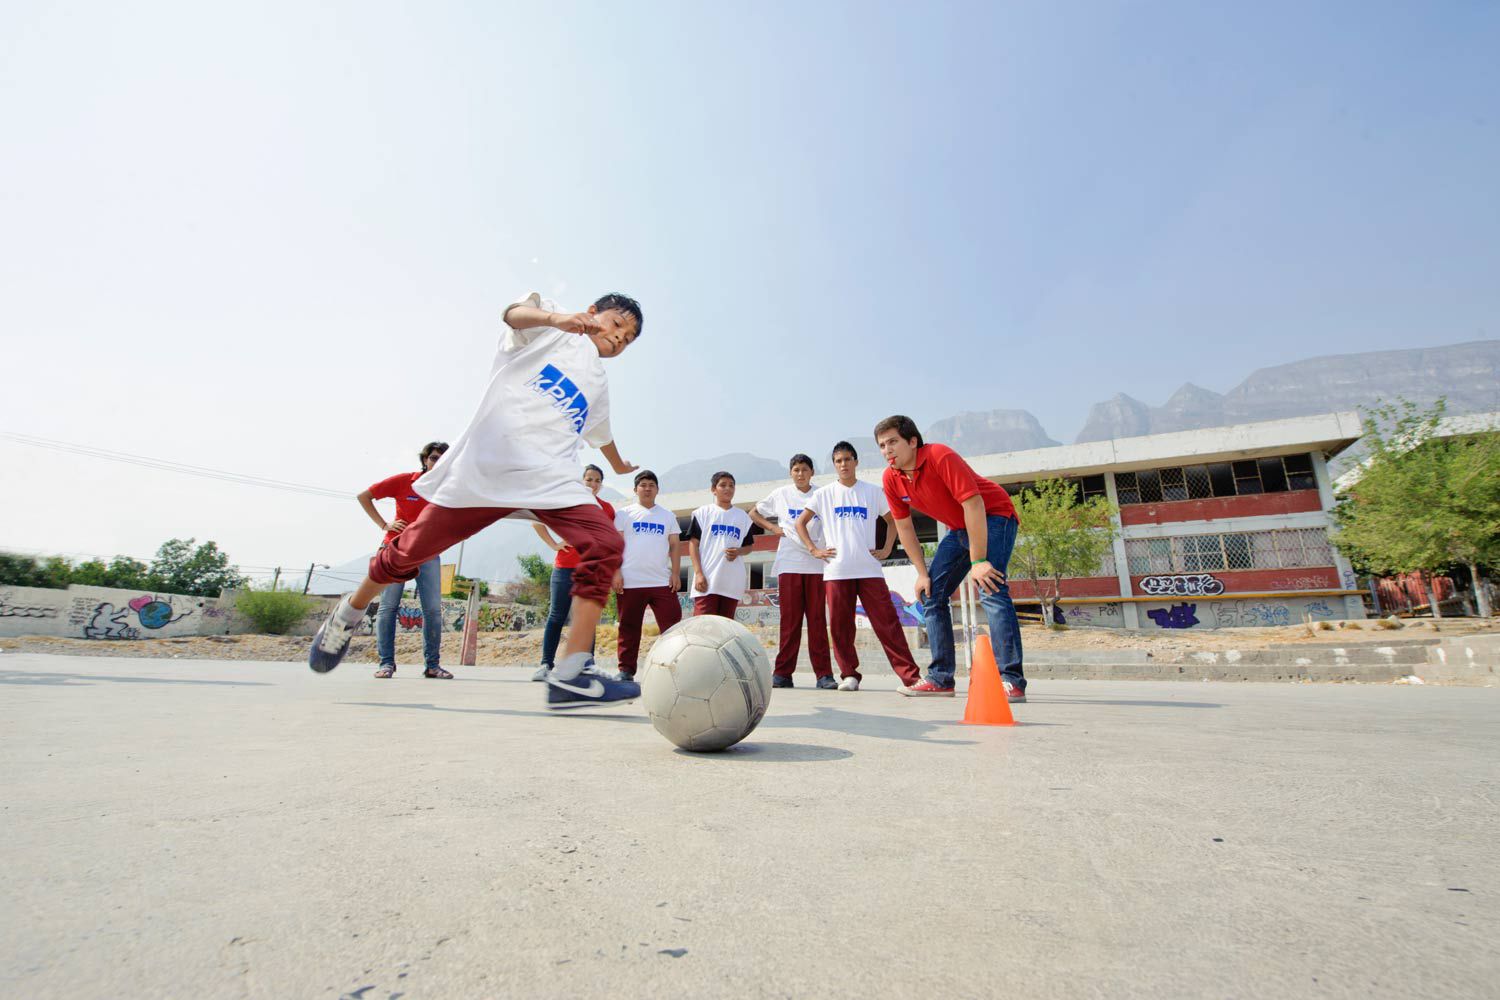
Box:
[551,677,605,697]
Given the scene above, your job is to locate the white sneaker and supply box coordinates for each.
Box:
[531,664,551,682]
[838,675,860,691]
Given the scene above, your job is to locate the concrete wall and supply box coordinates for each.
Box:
[0,584,226,640]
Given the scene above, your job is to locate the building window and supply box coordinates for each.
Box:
[1113,454,1319,505]
[1079,475,1107,502]
[1283,453,1317,491]
[1126,528,1336,575]
[1181,534,1225,572]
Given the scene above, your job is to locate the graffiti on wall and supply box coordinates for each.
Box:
[1212,601,1292,628]
[1145,603,1199,629]
[67,593,196,640]
[854,592,924,629]
[1139,574,1224,597]
[0,592,60,620]
[1062,603,1122,626]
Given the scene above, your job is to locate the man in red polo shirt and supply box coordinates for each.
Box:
[358,441,452,680]
[874,415,1026,701]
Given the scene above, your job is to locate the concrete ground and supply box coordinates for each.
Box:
[2,654,1496,999]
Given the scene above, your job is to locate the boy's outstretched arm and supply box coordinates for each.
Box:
[599,441,638,475]
[504,304,600,334]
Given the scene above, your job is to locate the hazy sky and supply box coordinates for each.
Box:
[2,1,1497,580]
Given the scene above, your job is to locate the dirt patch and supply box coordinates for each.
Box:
[2,618,1493,666]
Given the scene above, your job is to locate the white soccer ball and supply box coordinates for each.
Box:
[640,616,773,752]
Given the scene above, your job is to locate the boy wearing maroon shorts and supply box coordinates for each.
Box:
[795,441,922,692]
[686,472,760,618]
[309,292,646,710]
[611,469,683,680]
[750,454,835,690]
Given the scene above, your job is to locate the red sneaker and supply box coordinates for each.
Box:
[900,680,955,697]
[1004,681,1027,703]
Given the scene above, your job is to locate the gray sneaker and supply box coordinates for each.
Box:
[531,664,551,682]
[613,670,635,683]
[816,675,839,690]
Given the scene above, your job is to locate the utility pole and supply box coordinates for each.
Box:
[271,567,281,591]
[303,563,328,594]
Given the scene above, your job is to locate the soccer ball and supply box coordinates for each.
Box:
[640,616,773,752]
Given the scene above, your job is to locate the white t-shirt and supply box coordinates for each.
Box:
[755,484,827,577]
[804,479,889,581]
[615,502,680,589]
[414,293,611,514]
[688,504,754,600]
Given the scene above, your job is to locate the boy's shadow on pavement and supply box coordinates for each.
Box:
[340,701,1021,749]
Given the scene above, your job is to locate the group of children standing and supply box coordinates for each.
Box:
[310,290,1026,710]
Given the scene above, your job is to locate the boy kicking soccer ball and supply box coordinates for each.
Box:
[308,292,645,710]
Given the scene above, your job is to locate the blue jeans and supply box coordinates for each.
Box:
[541,566,600,666]
[922,515,1025,690]
[541,566,574,668]
[375,555,443,668]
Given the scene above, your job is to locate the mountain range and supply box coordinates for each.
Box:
[314,339,1498,588]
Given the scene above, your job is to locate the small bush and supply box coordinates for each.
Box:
[236,588,316,634]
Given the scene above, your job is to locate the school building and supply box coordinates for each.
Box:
[656,411,1369,631]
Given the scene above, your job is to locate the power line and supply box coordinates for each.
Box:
[0,431,350,500]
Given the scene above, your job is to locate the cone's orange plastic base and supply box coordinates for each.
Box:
[961,635,1016,726]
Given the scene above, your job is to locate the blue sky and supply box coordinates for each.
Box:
[1,1,1496,576]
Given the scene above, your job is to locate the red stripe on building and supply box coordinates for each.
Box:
[1119,490,1323,526]
[1008,577,1123,600]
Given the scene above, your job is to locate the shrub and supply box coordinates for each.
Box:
[236,588,316,635]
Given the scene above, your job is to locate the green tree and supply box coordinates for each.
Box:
[70,556,152,590]
[1011,478,1119,626]
[0,552,45,587]
[1333,400,1499,618]
[147,538,248,597]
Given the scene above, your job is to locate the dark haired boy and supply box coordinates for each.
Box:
[874,414,1026,701]
[795,442,922,692]
[358,441,451,679]
[686,472,760,618]
[612,469,683,680]
[750,454,834,689]
[309,292,647,711]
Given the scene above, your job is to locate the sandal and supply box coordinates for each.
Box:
[374,665,396,678]
[423,666,454,679]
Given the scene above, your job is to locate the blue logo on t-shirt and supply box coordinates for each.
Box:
[710,524,742,539]
[832,506,869,520]
[525,363,589,434]
[632,521,666,535]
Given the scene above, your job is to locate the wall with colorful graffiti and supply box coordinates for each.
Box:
[1058,602,1126,628]
[1139,595,1350,631]
[0,584,219,640]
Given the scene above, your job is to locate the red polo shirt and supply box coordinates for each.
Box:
[369,471,430,544]
[881,443,1017,530]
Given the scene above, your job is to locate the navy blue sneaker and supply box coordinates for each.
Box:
[308,600,359,673]
[546,658,640,710]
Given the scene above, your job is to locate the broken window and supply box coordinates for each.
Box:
[1283,453,1317,491]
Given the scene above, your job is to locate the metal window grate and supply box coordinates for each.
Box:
[1127,528,1337,575]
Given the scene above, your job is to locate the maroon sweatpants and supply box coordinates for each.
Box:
[693,595,740,619]
[617,585,683,677]
[370,502,622,604]
[825,577,921,685]
[775,572,831,678]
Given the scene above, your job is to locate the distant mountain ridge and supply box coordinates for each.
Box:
[1075,340,1499,442]
[658,339,1499,490]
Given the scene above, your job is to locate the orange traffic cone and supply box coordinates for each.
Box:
[962,635,1016,726]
